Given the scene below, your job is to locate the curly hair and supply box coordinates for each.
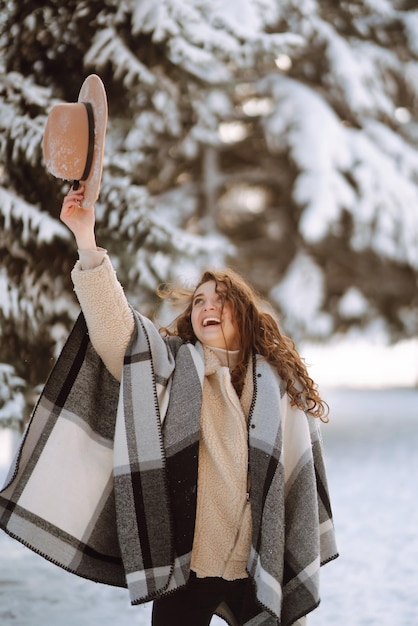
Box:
[157,268,329,422]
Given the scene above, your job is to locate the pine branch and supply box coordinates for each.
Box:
[85,26,156,88]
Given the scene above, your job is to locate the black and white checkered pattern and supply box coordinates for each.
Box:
[0,311,338,625]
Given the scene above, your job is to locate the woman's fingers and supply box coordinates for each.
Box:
[61,184,92,215]
[64,184,85,206]
[61,184,92,221]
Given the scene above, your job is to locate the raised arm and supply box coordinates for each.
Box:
[61,185,134,381]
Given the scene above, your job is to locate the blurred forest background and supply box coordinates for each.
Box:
[0,0,417,428]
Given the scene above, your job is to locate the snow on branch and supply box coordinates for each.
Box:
[260,73,418,269]
[85,27,156,88]
[402,11,418,56]
[0,73,56,172]
[0,188,69,245]
[98,173,230,302]
[9,114,45,167]
[0,364,25,429]
[119,0,304,83]
[121,0,164,36]
[0,267,22,322]
[270,251,332,339]
[168,37,232,83]
[2,72,53,109]
[348,126,418,268]
[261,74,352,235]
[318,21,404,118]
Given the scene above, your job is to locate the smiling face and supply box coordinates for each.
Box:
[190,280,240,350]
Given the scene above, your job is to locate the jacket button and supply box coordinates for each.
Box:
[251,424,256,429]
[257,373,262,378]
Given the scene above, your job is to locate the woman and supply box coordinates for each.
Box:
[62,183,337,626]
[0,185,338,626]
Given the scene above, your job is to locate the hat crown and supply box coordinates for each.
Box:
[43,103,91,180]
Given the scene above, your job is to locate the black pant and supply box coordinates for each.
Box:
[152,572,254,626]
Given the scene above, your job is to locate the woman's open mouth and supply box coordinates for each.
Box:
[202,317,221,327]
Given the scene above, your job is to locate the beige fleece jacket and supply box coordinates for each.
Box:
[71,251,252,580]
[72,252,134,381]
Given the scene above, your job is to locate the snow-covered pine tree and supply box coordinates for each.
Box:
[260,0,418,342]
[0,0,301,424]
[1,0,417,425]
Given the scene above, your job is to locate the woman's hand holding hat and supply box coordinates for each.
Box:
[60,184,97,250]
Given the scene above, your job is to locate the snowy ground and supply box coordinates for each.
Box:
[1,387,418,626]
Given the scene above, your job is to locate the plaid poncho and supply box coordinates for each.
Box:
[0,311,338,625]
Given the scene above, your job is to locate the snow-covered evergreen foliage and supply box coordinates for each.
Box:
[0,364,25,430]
[0,0,417,423]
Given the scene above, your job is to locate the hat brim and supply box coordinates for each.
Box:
[77,75,108,208]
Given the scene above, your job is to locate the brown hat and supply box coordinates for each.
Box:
[43,74,108,208]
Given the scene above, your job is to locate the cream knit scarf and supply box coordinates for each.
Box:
[191,346,254,580]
